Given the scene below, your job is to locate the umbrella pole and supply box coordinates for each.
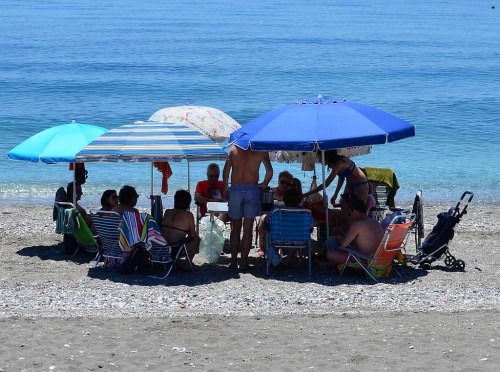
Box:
[150,162,154,212]
[187,161,191,193]
[320,151,330,238]
[72,162,76,205]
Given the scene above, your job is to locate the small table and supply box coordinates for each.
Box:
[206,202,228,222]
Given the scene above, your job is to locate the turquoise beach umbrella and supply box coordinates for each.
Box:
[7,121,108,163]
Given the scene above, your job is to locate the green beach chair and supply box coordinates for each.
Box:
[55,202,97,255]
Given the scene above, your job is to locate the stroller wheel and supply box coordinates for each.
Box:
[444,256,456,267]
[455,259,466,271]
[420,262,432,270]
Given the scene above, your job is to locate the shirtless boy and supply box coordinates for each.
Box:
[325,199,384,266]
[223,145,273,270]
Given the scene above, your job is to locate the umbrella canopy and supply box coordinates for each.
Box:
[7,121,108,163]
[148,105,241,143]
[230,96,415,151]
[76,122,228,163]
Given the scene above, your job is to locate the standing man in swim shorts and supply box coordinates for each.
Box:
[223,144,273,270]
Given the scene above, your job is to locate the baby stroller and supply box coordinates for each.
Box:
[410,191,473,271]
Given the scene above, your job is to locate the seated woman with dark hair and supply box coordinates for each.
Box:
[100,189,118,211]
[161,190,200,259]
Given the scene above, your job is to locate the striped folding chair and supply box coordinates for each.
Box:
[148,238,192,280]
[266,207,313,276]
[90,210,122,267]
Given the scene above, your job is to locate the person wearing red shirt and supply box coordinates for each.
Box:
[195,163,228,221]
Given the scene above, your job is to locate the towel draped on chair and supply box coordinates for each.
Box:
[119,211,167,254]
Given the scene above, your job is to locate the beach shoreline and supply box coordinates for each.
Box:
[1,203,499,370]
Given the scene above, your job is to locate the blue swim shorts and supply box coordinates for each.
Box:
[228,185,261,219]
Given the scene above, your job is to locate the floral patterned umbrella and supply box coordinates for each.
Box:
[148,105,241,143]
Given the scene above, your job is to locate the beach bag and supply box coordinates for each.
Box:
[118,242,150,275]
[53,186,67,221]
[199,218,225,263]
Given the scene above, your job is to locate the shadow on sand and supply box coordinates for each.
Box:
[16,244,97,265]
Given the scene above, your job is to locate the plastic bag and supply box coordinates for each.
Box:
[199,218,225,263]
[307,176,324,204]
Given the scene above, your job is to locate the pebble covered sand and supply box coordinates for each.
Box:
[1,204,499,319]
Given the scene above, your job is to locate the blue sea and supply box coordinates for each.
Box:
[0,0,499,209]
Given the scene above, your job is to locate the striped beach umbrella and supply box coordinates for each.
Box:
[76,122,228,195]
[76,122,228,163]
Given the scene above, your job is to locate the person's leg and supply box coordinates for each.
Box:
[325,238,350,265]
[229,219,242,268]
[239,217,255,269]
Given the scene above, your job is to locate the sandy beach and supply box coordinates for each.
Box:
[1,203,499,371]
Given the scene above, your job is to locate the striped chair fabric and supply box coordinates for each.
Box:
[90,211,122,267]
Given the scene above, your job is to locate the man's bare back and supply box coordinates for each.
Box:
[223,145,273,189]
[340,216,384,256]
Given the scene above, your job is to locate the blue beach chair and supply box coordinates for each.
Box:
[266,207,313,276]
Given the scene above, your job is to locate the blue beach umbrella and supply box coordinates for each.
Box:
[76,122,228,194]
[230,96,415,151]
[7,121,108,163]
[229,96,416,236]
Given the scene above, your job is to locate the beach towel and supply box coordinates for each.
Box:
[153,161,173,195]
[119,211,167,253]
[362,167,400,208]
[55,208,76,234]
[151,195,164,223]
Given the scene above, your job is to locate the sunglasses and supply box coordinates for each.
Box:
[279,180,292,187]
[208,174,220,178]
[110,195,118,199]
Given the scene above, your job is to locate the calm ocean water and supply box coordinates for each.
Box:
[0,0,498,208]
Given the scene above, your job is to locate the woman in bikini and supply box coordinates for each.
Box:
[303,150,369,208]
[161,189,200,258]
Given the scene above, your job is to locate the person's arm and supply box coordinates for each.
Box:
[338,222,360,248]
[257,152,273,189]
[222,154,231,199]
[330,177,345,205]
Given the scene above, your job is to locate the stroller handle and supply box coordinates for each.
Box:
[455,191,474,218]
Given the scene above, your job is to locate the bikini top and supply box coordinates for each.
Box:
[161,224,190,235]
[161,209,190,235]
[339,161,355,180]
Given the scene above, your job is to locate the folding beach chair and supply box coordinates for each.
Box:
[266,207,313,276]
[339,213,415,282]
[90,210,122,267]
[55,202,97,255]
[148,238,192,280]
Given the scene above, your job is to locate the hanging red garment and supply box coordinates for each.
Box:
[153,161,173,195]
